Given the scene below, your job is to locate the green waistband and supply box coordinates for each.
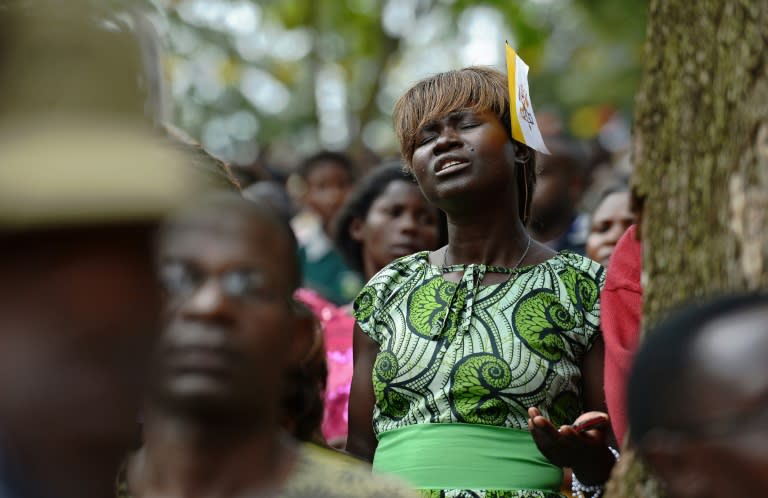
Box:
[373,423,562,491]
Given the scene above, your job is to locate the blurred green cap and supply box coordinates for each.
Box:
[0,118,205,230]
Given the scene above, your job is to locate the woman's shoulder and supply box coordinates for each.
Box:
[544,251,606,282]
[510,252,605,316]
[353,252,431,332]
[542,252,606,320]
[363,251,431,287]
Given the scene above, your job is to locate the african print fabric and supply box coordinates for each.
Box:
[353,251,604,498]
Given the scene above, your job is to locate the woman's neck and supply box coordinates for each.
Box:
[134,412,296,498]
[444,212,531,267]
[440,183,564,268]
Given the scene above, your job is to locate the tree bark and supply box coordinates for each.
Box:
[606,0,768,496]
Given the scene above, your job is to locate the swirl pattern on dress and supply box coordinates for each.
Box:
[513,290,575,362]
[373,351,410,419]
[449,353,512,425]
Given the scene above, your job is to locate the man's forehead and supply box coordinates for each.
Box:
[169,200,283,235]
[162,216,279,256]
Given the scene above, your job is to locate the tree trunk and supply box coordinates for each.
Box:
[605,0,768,496]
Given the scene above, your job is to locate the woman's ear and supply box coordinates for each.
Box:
[514,144,532,165]
[349,217,365,243]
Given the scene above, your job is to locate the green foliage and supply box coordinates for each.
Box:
[157,0,647,166]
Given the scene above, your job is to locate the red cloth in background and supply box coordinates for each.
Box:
[601,225,642,444]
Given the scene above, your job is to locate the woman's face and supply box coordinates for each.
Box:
[409,109,516,208]
[586,191,635,266]
[352,180,440,277]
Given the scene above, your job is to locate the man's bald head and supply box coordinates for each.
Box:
[628,294,768,498]
[629,294,768,440]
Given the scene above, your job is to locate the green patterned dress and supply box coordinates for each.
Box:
[353,251,605,498]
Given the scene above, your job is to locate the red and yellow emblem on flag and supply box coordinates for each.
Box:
[506,42,549,154]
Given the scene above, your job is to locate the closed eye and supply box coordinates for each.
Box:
[418,134,437,146]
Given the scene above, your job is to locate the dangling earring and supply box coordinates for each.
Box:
[515,155,530,224]
[522,162,529,224]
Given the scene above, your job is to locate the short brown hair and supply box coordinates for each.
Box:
[392,66,536,223]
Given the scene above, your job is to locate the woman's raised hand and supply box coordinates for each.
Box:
[527,407,615,485]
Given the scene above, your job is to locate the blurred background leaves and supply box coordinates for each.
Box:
[146,0,647,170]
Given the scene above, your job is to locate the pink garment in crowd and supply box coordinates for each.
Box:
[295,288,355,446]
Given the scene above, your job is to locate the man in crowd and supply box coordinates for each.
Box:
[628,294,768,498]
[529,137,591,254]
[122,194,416,498]
[0,3,198,497]
[291,152,362,305]
[0,126,200,498]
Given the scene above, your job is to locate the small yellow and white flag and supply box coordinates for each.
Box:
[506,42,550,155]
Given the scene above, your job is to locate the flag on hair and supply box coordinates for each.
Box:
[505,42,550,155]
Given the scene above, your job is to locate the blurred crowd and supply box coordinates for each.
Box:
[1,3,765,498]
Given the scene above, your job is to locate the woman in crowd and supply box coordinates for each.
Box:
[334,163,446,284]
[297,163,444,448]
[347,67,616,498]
[585,189,635,267]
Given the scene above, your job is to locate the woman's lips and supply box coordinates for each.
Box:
[435,160,470,177]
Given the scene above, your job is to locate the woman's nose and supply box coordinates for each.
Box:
[398,212,419,233]
[606,224,627,244]
[433,126,462,152]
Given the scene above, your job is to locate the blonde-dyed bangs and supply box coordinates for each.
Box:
[393,66,511,167]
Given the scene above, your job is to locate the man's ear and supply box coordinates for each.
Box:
[349,217,365,243]
[640,430,714,498]
[287,304,318,369]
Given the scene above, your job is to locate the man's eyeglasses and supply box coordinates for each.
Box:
[159,260,277,301]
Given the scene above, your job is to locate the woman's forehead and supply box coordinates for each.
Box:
[418,104,495,129]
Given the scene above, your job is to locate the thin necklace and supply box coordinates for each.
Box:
[442,235,533,271]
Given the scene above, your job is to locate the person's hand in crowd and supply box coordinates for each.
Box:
[528,407,616,485]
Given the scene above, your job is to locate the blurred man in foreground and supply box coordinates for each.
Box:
[0,2,197,497]
[628,294,768,498]
[0,124,201,498]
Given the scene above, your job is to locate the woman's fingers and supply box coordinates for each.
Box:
[527,407,610,468]
[528,408,564,460]
[572,411,609,426]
